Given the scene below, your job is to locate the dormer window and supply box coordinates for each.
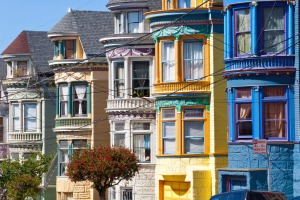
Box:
[53,40,76,59]
[6,61,29,78]
[128,12,140,33]
[16,61,27,77]
[115,11,144,34]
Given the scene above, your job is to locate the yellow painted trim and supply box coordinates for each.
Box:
[158,37,175,84]
[176,112,182,155]
[157,112,163,155]
[155,42,160,84]
[175,40,180,82]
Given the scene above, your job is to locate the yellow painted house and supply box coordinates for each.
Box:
[145,0,227,199]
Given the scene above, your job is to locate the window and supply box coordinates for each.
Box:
[16,61,27,77]
[162,41,175,82]
[54,41,59,57]
[116,14,122,34]
[127,12,140,33]
[23,152,33,159]
[59,85,68,117]
[263,7,285,53]
[184,40,203,80]
[13,104,20,131]
[183,108,205,154]
[178,0,190,8]
[114,62,125,98]
[162,109,176,154]
[24,103,37,132]
[73,85,87,116]
[11,152,19,160]
[235,88,252,139]
[167,0,171,9]
[263,87,286,139]
[226,177,247,191]
[58,139,88,176]
[109,187,116,200]
[132,61,150,97]
[65,40,75,59]
[132,122,151,162]
[235,9,250,55]
[113,122,125,147]
[121,188,132,200]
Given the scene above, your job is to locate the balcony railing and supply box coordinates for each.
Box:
[224,56,295,71]
[106,98,155,112]
[55,118,92,127]
[154,81,210,94]
[9,132,42,141]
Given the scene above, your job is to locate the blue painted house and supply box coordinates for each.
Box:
[218,0,299,199]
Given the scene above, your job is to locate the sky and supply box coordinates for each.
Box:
[0,0,109,53]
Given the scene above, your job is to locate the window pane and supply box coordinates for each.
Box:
[264,102,285,138]
[115,122,125,131]
[13,104,20,131]
[162,109,175,119]
[163,122,175,137]
[185,138,204,153]
[128,12,139,33]
[132,61,150,97]
[114,134,125,147]
[184,121,204,154]
[60,85,68,117]
[133,122,150,130]
[164,139,176,154]
[122,188,132,200]
[114,62,125,98]
[178,0,190,8]
[264,7,284,53]
[73,140,87,148]
[162,42,175,82]
[237,9,250,32]
[237,104,251,120]
[133,134,151,162]
[24,103,37,131]
[237,103,252,138]
[236,9,251,54]
[264,87,285,97]
[11,153,19,160]
[16,61,27,77]
[184,108,204,118]
[73,85,87,116]
[184,121,204,137]
[236,88,251,98]
[163,122,175,154]
[237,33,251,54]
[184,41,203,80]
[65,40,75,59]
[59,140,68,148]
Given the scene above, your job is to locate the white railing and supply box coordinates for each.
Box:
[106,98,155,111]
[9,132,42,141]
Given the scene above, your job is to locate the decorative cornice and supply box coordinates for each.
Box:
[108,113,155,120]
[155,98,210,112]
[106,48,154,59]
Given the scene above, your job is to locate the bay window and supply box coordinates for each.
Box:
[114,62,125,98]
[132,122,151,162]
[162,109,176,154]
[162,41,175,82]
[183,108,205,154]
[132,61,150,97]
[184,40,203,80]
[235,9,251,55]
[12,103,37,132]
[263,7,285,53]
[230,86,289,141]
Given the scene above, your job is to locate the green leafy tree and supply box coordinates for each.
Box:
[0,152,52,200]
[67,146,140,200]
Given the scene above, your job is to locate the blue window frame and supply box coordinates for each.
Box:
[226,177,247,191]
[234,9,251,56]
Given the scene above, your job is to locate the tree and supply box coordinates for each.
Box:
[67,145,140,200]
[0,152,52,200]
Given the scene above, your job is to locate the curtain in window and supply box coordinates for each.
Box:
[236,88,251,98]
[13,104,20,131]
[24,104,37,131]
[114,134,125,147]
[237,103,252,137]
[163,122,176,154]
[184,121,204,153]
[264,87,285,97]
[74,85,87,116]
[178,0,190,8]
[60,85,68,116]
[264,7,284,53]
[162,42,175,82]
[236,9,251,54]
[265,102,285,138]
[184,41,203,80]
[133,135,151,162]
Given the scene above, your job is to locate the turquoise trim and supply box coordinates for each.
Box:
[87,84,91,114]
[250,5,257,55]
[156,98,210,112]
[226,8,232,58]
[288,3,295,55]
[252,86,260,139]
[288,86,295,140]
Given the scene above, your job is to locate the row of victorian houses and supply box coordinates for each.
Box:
[0,0,299,199]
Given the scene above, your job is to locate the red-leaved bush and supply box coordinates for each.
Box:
[67,145,140,200]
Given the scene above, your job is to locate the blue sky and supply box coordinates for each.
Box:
[0,0,108,53]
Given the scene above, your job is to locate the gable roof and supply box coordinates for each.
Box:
[0,58,7,80]
[1,31,53,74]
[48,11,114,58]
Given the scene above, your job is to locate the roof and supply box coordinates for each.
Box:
[0,58,7,80]
[48,11,114,58]
[107,0,161,11]
[1,31,53,74]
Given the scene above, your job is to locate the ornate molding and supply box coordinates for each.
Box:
[153,25,208,40]
[156,98,210,112]
[106,48,154,59]
[9,92,40,100]
[108,113,155,121]
[55,118,92,127]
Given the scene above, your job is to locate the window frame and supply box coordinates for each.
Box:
[161,41,175,82]
[113,61,125,98]
[132,122,151,163]
[72,84,88,117]
[24,103,37,132]
[132,61,150,98]
[234,8,251,56]
[161,108,176,154]
[64,40,76,59]
[183,39,204,81]
[178,0,191,8]
[127,11,140,33]
[16,61,28,77]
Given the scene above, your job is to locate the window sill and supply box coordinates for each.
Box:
[157,154,209,158]
[228,140,293,145]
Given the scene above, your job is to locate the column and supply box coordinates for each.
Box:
[175,36,180,82]
[224,9,227,59]
[56,86,59,118]
[124,57,129,98]
[226,6,232,58]
[87,83,91,117]
[155,39,160,84]
[68,83,72,117]
[250,2,258,56]
[227,88,235,141]
[288,2,295,55]
[252,86,261,139]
